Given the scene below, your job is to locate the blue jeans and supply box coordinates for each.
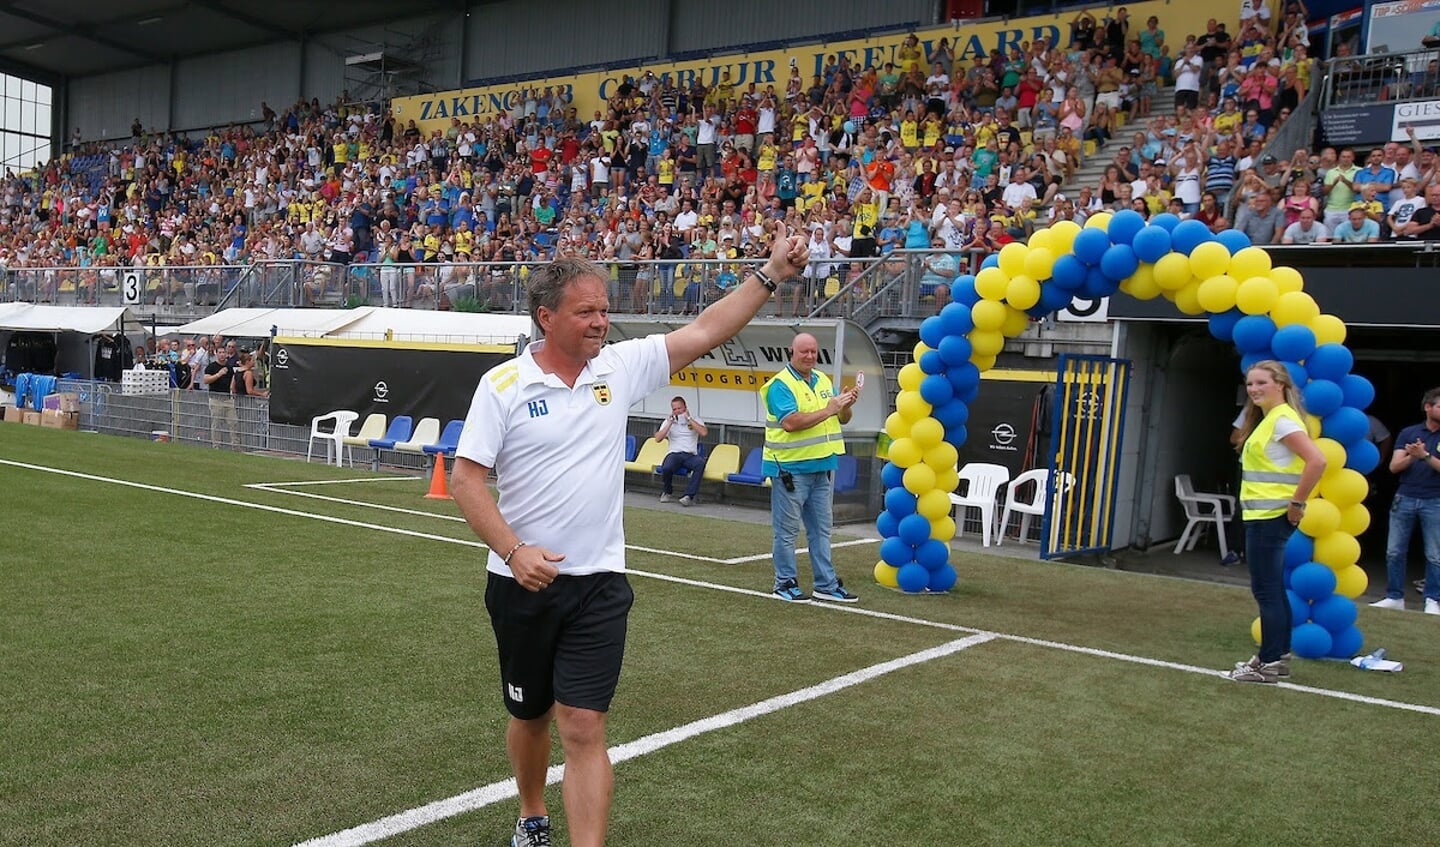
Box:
[660,451,706,498]
[1246,516,1293,663]
[771,470,839,593]
[1384,494,1440,600]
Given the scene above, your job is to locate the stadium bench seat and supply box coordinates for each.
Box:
[835,454,858,493]
[702,444,742,483]
[341,413,386,468]
[625,434,638,462]
[624,437,668,473]
[368,415,414,470]
[423,420,466,458]
[395,417,441,455]
[726,447,769,486]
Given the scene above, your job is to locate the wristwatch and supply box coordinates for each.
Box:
[1289,500,1307,509]
[753,267,778,292]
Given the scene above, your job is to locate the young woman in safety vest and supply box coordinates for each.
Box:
[1228,360,1327,683]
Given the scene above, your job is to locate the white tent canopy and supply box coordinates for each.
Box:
[175,307,531,346]
[175,308,366,340]
[0,304,139,334]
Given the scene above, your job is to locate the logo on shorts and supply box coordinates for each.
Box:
[592,382,612,405]
[507,683,524,703]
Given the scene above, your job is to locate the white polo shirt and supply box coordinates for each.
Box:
[456,334,670,578]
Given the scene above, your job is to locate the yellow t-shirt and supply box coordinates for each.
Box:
[922,120,942,149]
[333,142,348,164]
[758,144,778,172]
[1213,111,1242,136]
[792,114,807,143]
[658,158,675,185]
[454,230,475,255]
[852,202,878,238]
[900,119,919,149]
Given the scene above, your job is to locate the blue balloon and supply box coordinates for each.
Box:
[951,275,980,305]
[940,302,974,335]
[1232,315,1278,354]
[955,382,979,404]
[919,315,946,349]
[920,373,955,406]
[1279,361,1308,388]
[896,562,930,592]
[1303,379,1344,417]
[1240,351,1276,373]
[885,487,918,517]
[1214,228,1252,254]
[1286,589,1310,625]
[1106,209,1147,245]
[1050,254,1088,290]
[916,539,950,571]
[1344,438,1381,474]
[1099,243,1140,281]
[919,350,947,375]
[898,513,933,547]
[876,510,900,539]
[1284,532,1314,569]
[1290,562,1337,601]
[1306,343,1354,382]
[938,334,973,367]
[1037,279,1075,312]
[1080,267,1120,299]
[947,361,981,392]
[944,424,969,446]
[1321,406,1369,446]
[1310,594,1359,633]
[882,537,917,568]
[1291,621,1334,660]
[1271,325,1317,363]
[1169,219,1213,255]
[1208,309,1244,342]
[1328,624,1364,659]
[980,253,1000,270]
[1026,302,1052,319]
[1131,225,1172,263]
[1147,212,1181,232]
[1072,228,1111,266]
[928,564,958,592]
[932,398,971,427]
[1340,374,1375,411]
[880,461,905,489]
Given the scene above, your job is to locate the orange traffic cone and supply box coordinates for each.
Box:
[424,455,452,500]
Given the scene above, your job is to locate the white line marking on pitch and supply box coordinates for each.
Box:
[248,483,470,523]
[8,457,1437,720]
[292,633,997,847]
[246,476,419,486]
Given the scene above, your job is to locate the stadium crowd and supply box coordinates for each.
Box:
[0,0,1423,314]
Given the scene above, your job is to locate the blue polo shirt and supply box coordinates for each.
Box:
[763,365,841,476]
[1394,423,1440,498]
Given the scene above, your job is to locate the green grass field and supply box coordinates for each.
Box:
[2,425,1438,847]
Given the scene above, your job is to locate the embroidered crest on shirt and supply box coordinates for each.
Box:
[592,382,612,405]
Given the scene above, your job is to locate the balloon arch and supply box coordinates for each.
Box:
[872,209,1377,660]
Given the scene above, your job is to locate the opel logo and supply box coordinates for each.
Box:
[374,381,389,399]
[991,423,1017,446]
[275,347,289,366]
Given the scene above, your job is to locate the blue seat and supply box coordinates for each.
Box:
[423,419,466,457]
[625,434,638,462]
[726,447,767,485]
[835,454,858,493]
[369,415,414,450]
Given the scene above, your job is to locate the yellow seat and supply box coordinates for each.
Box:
[624,437,669,473]
[340,413,387,467]
[702,444,742,482]
[1019,130,1033,147]
[1083,139,1098,157]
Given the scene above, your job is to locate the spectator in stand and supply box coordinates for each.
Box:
[1388,178,1427,239]
[1281,207,1328,244]
[1333,206,1381,243]
[1173,43,1204,115]
[1354,149,1397,215]
[1234,189,1285,244]
[1282,178,1319,225]
[1404,184,1440,240]
[1322,148,1360,231]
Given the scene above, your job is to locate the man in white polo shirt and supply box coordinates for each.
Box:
[654,396,708,505]
[451,234,810,847]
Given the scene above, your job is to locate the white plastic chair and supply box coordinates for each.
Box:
[1173,474,1236,557]
[949,462,1012,547]
[996,469,1076,546]
[306,410,359,467]
[341,413,387,468]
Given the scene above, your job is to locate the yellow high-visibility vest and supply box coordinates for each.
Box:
[763,367,844,466]
[1240,403,1306,520]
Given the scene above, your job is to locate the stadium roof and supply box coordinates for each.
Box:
[0,0,466,80]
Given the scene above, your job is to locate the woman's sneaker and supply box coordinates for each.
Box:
[1229,655,1287,683]
[513,815,551,847]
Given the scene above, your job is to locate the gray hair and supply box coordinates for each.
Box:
[527,256,607,329]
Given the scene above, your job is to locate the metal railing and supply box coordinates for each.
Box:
[0,264,253,308]
[1323,47,1440,110]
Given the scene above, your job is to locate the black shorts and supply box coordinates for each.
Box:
[485,570,635,720]
[1174,89,1199,110]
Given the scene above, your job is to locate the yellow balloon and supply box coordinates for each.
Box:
[1270,265,1304,294]
[934,467,959,494]
[923,441,959,472]
[874,561,900,588]
[912,341,932,362]
[1048,220,1081,254]
[1084,211,1113,230]
[1251,616,1263,646]
[1028,229,1054,254]
[1023,249,1056,281]
[1335,564,1369,599]
[885,412,912,441]
[969,329,1005,357]
[903,462,938,495]
[1304,414,1322,439]
[1196,274,1240,314]
[1234,276,1279,315]
[887,436,922,468]
[1339,502,1371,536]
[930,515,957,541]
[1313,531,1361,570]
[1153,253,1192,290]
[1298,499,1342,537]
[971,354,997,372]
[1270,290,1320,327]
[971,299,1008,331]
[1121,263,1161,300]
[1311,313,1348,346]
[898,362,924,391]
[1006,274,1041,309]
[910,417,944,449]
[1174,282,1206,315]
[998,242,1030,277]
[1315,438,1347,479]
[896,390,933,423]
[975,266,1010,301]
[1229,246,1272,281]
[917,488,952,521]
[1001,304,1031,336]
[1319,468,1368,508]
[1189,241,1232,281]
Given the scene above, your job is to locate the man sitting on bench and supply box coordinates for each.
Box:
[656,396,708,506]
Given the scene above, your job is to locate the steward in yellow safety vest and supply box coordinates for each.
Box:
[1240,402,1307,520]
[760,333,852,479]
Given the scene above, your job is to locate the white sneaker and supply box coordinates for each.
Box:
[1369,597,1405,611]
[658,493,672,503]
[679,495,694,506]
[1426,599,1440,616]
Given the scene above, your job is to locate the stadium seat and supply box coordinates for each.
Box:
[624,437,668,473]
[949,462,1011,547]
[625,434,639,462]
[727,447,768,485]
[342,414,386,467]
[834,454,858,493]
[306,410,358,467]
[395,417,441,455]
[368,416,414,471]
[702,444,742,482]
[423,420,466,457]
